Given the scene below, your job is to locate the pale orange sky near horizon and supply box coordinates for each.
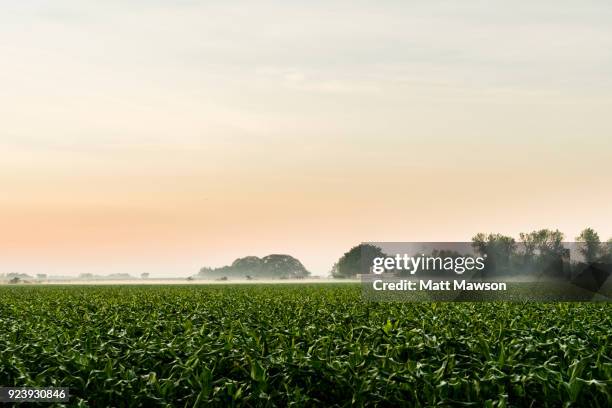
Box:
[1,1,611,276]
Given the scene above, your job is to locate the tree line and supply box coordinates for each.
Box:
[331,228,612,278]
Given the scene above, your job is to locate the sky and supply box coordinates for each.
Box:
[1,0,611,276]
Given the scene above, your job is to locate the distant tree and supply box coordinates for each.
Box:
[519,232,538,262]
[198,267,214,277]
[260,255,310,278]
[141,273,150,279]
[600,238,612,263]
[519,229,565,257]
[186,276,194,281]
[231,256,264,274]
[472,233,516,267]
[576,228,601,263]
[518,229,568,277]
[36,274,47,281]
[8,273,33,280]
[331,244,385,278]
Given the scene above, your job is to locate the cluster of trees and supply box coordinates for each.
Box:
[1,273,48,284]
[575,228,612,263]
[330,244,385,278]
[2,273,148,284]
[331,228,612,278]
[472,228,612,276]
[198,254,310,279]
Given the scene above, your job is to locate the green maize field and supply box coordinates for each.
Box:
[0,284,610,407]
